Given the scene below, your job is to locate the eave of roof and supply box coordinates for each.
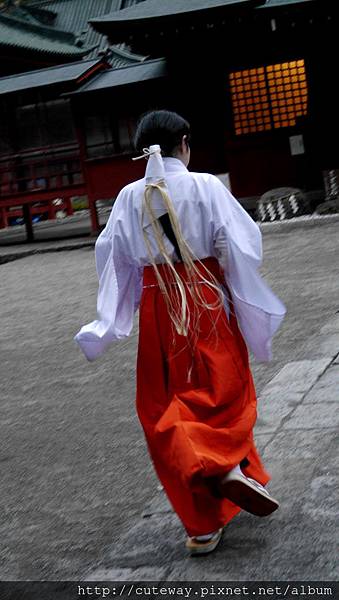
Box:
[67,58,167,96]
[107,44,148,69]
[90,0,265,35]
[0,12,93,57]
[0,58,108,96]
[260,0,314,6]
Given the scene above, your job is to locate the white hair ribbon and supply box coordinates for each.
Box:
[133,145,168,227]
[132,145,165,184]
[132,145,161,161]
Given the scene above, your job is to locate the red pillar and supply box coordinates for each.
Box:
[22,203,34,242]
[0,206,8,229]
[48,200,55,220]
[65,197,74,216]
[88,196,100,234]
[73,109,100,236]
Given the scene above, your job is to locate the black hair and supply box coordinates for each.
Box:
[134,110,191,157]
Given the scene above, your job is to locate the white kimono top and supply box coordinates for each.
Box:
[74,156,286,362]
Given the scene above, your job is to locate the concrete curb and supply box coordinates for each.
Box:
[260,213,339,233]
[0,240,95,265]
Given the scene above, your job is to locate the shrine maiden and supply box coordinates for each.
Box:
[74,110,286,555]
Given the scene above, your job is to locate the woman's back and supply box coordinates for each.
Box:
[110,157,221,267]
[75,111,285,363]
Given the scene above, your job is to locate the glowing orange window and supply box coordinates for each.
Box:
[229,59,308,135]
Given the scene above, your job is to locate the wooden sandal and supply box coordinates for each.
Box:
[185,527,224,556]
[218,472,279,517]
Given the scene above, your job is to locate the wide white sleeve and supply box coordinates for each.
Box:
[211,176,286,362]
[74,199,142,362]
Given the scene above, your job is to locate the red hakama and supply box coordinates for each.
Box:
[136,257,270,537]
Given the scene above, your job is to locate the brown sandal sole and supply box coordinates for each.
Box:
[219,477,279,517]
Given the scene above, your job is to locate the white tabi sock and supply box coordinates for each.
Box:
[230,463,243,476]
[194,530,220,542]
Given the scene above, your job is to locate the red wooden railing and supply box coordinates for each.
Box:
[0,143,86,229]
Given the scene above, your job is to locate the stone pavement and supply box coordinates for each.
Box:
[0,220,338,581]
[0,237,95,264]
[86,315,339,582]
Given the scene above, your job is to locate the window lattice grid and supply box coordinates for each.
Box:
[267,60,308,129]
[229,60,308,135]
[229,67,271,135]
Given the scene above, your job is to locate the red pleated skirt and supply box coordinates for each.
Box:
[136,257,270,537]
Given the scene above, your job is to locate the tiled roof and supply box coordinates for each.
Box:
[90,0,262,27]
[69,58,167,95]
[0,58,105,96]
[27,0,147,64]
[0,11,93,58]
[89,0,318,42]
[261,0,314,6]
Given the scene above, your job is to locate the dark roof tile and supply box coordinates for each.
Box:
[90,0,261,25]
[0,58,103,95]
[0,11,92,58]
[261,0,314,6]
[27,0,146,63]
[69,58,167,95]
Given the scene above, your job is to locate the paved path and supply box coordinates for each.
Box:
[87,330,339,581]
[0,222,338,581]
